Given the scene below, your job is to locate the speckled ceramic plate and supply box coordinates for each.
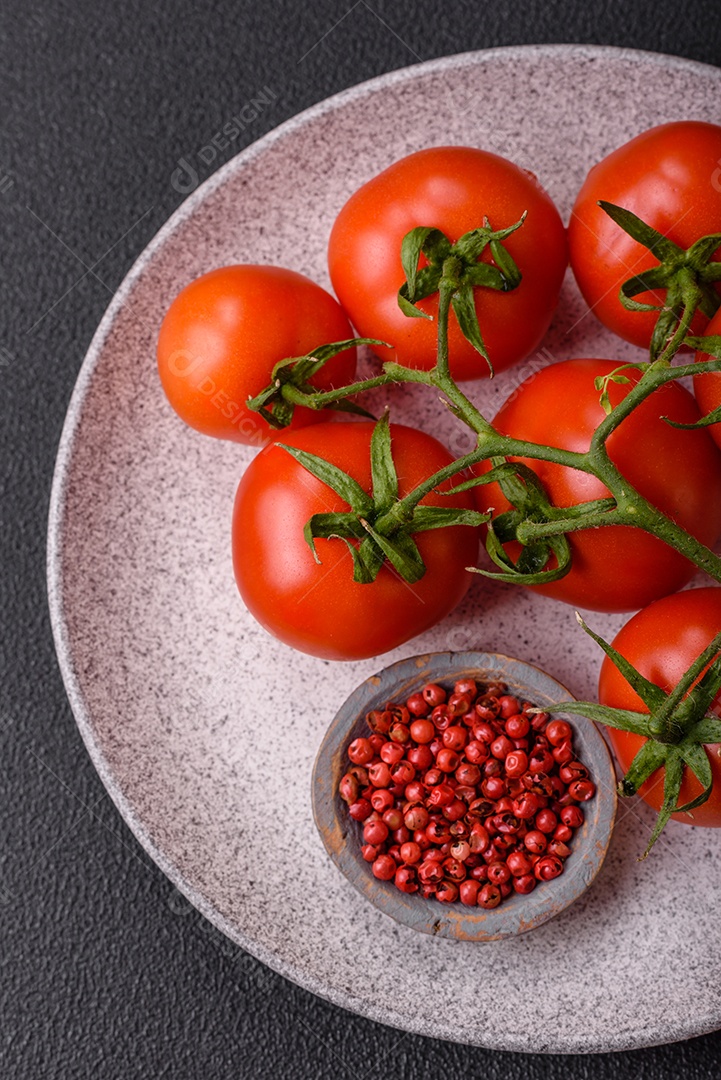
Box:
[48,45,721,1054]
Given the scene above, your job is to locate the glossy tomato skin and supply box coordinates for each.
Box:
[599,588,721,827]
[694,304,721,452]
[569,121,721,349]
[157,265,356,445]
[328,146,567,381]
[232,422,479,661]
[475,358,721,612]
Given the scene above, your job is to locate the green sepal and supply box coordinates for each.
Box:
[361,519,426,583]
[556,699,653,737]
[271,337,367,380]
[684,334,721,358]
[451,284,492,373]
[303,511,365,549]
[598,202,721,362]
[280,412,484,588]
[475,524,572,586]
[679,654,721,723]
[687,231,721,270]
[689,716,721,745]
[442,460,533,497]
[485,507,523,545]
[369,411,398,511]
[617,264,670,310]
[460,262,508,291]
[515,540,554,576]
[464,458,575,584]
[276,444,374,515]
[400,227,450,302]
[330,534,377,584]
[641,752,684,857]
[454,213,526,264]
[598,201,682,264]
[650,301,683,364]
[648,630,721,739]
[488,219,524,289]
[398,266,442,320]
[324,398,378,421]
[621,738,668,796]
[408,505,489,532]
[574,613,667,712]
[663,402,721,431]
[566,618,721,856]
[679,743,713,807]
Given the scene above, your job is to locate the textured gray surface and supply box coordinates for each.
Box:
[48,45,721,1054]
[4,1,721,1076]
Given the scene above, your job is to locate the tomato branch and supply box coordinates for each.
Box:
[266,219,721,595]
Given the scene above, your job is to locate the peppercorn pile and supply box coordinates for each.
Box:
[339,678,596,908]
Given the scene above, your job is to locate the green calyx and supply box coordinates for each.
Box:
[277,412,488,585]
[246,337,390,429]
[599,201,721,363]
[557,614,721,858]
[447,457,618,587]
[398,215,526,375]
[457,459,573,585]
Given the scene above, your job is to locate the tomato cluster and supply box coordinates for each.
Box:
[157,122,721,833]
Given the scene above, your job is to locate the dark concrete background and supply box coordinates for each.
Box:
[2,2,721,1076]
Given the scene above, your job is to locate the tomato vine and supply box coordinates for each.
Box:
[244,194,721,845]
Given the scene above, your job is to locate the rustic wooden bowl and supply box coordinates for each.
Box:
[312,651,617,941]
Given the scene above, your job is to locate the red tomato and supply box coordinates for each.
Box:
[157,265,356,445]
[475,358,721,612]
[569,121,721,349]
[694,304,721,452]
[328,146,567,381]
[232,422,479,660]
[598,588,721,827]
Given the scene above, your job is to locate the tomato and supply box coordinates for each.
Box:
[569,121,721,349]
[598,587,721,827]
[694,303,721,452]
[328,146,567,381]
[156,265,356,445]
[231,421,479,660]
[475,358,721,612]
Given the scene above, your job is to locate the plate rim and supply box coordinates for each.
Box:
[46,42,721,1054]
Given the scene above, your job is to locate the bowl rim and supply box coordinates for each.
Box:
[311,650,617,941]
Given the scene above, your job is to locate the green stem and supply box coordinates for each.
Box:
[515,502,620,542]
[283,372,398,408]
[670,358,721,378]
[589,332,721,454]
